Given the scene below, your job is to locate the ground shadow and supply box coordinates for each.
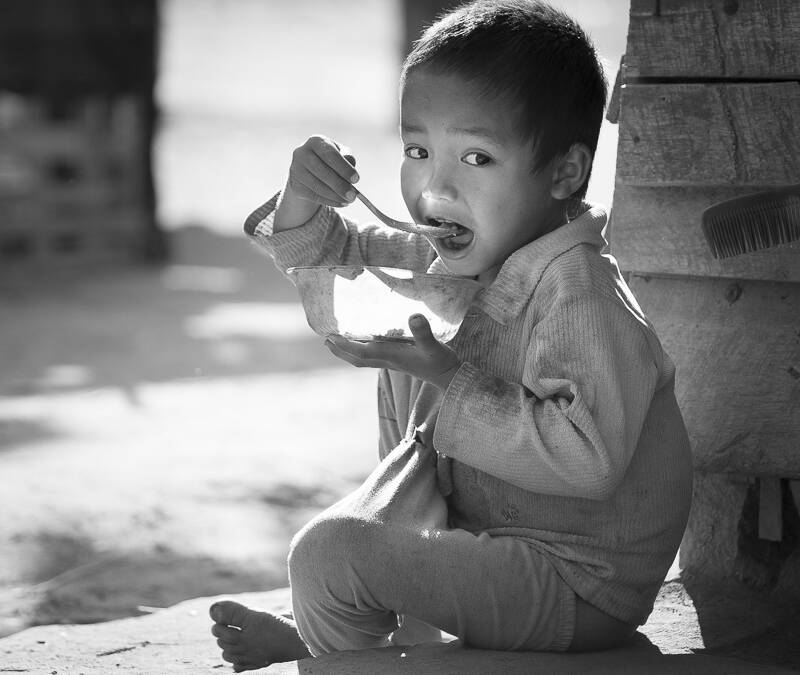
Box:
[1,475,367,638]
[1,530,288,637]
[682,574,800,670]
[0,225,345,399]
[679,480,800,670]
[0,417,63,453]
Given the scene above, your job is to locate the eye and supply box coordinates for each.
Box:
[462,151,492,166]
[405,146,428,160]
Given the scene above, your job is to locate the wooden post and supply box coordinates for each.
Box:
[612,0,800,593]
[758,478,783,542]
[0,0,164,273]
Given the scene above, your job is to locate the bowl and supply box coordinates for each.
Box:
[286,265,482,342]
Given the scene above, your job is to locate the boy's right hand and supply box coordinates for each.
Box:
[274,135,360,233]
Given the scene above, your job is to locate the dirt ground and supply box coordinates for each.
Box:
[3,228,800,672]
[3,2,799,669]
[0,227,379,638]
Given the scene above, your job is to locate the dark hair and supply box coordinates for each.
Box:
[401,0,607,202]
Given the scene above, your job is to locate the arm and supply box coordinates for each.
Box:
[432,295,659,500]
[248,193,437,272]
[246,136,436,272]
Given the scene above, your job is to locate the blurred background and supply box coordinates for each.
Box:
[0,0,629,637]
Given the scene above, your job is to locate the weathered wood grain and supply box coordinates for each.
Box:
[626,0,800,78]
[609,185,800,281]
[680,472,750,579]
[629,275,800,477]
[758,477,783,541]
[616,83,800,186]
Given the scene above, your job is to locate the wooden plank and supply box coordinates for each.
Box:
[0,207,146,269]
[616,82,800,186]
[628,275,800,477]
[758,477,783,541]
[629,0,659,16]
[605,55,624,124]
[610,185,800,282]
[626,0,800,78]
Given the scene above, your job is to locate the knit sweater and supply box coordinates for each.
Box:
[246,194,694,626]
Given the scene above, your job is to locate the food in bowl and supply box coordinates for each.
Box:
[286,266,482,342]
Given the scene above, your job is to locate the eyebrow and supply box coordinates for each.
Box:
[401,123,505,147]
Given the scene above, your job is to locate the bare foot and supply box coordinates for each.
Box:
[210,600,311,672]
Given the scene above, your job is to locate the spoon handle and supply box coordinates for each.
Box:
[354,189,456,238]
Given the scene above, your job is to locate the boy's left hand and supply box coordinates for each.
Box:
[325,314,462,392]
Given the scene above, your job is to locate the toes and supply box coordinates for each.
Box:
[227,655,266,672]
[210,600,253,628]
[221,648,250,663]
[211,623,242,642]
[218,638,246,654]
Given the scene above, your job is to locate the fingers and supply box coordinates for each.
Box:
[325,334,421,371]
[332,140,357,170]
[324,336,375,368]
[325,335,405,369]
[408,314,436,348]
[289,135,360,207]
[290,165,352,208]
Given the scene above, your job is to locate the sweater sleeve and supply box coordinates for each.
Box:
[432,294,660,500]
[244,192,437,273]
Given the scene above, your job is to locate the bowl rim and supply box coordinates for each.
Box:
[285,265,481,283]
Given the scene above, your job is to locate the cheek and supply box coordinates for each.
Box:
[400,162,420,211]
[474,179,510,221]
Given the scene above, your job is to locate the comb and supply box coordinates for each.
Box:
[701,185,800,259]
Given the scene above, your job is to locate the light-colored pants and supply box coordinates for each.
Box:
[288,436,575,656]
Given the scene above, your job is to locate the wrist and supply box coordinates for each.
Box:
[433,361,461,392]
[274,185,321,233]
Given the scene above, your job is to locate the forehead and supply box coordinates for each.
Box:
[400,69,521,144]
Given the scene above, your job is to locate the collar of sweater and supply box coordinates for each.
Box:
[427,202,609,325]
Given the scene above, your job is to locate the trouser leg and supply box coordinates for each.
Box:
[288,438,575,656]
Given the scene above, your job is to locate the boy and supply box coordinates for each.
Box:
[211,0,693,670]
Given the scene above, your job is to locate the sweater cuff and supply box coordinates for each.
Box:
[243,192,280,237]
[243,191,335,271]
[432,361,485,460]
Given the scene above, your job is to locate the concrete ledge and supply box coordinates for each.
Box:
[0,588,794,674]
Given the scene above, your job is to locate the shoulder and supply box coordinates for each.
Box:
[529,245,657,342]
[527,242,620,315]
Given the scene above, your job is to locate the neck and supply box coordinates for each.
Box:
[477,208,569,288]
[477,268,498,287]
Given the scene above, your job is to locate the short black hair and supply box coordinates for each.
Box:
[401,0,607,202]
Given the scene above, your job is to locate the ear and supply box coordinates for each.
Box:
[550,143,593,200]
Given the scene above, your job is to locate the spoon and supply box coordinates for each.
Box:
[354,189,457,239]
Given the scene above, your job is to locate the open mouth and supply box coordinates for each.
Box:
[427,217,473,251]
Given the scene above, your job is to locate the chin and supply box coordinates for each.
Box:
[437,257,479,278]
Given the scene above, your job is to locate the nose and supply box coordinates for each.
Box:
[421,163,457,204]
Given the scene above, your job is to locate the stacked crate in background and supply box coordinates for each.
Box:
[0,93,148,271]
[611,0,800,596]
[0,0,160,279]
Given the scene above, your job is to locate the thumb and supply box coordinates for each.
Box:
[409,314,436,345]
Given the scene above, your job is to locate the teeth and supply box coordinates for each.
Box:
[427,217,456,227]
[427,217,462,236]
[425,216,472,249]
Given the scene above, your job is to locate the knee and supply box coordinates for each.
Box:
[288,514,378,590]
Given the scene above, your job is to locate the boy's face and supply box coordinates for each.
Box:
[400,69,564,280]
